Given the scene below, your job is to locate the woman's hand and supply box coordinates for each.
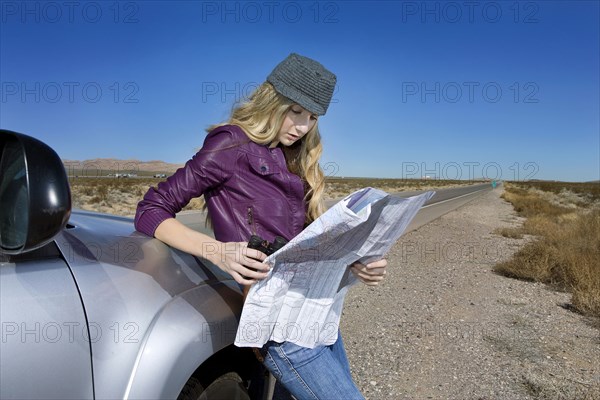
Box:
[153,219,271,286]
[206,241,272,286]
[350,259,387,286]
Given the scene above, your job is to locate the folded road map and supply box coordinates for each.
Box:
[235,187,435,348]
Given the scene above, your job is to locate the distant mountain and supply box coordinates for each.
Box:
[62,158,184,174]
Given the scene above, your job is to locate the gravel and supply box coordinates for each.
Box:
[341,188,600,400]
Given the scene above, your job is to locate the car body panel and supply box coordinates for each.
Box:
[0,243,94,399]
[53,210,244,400]
[125,282,243,399]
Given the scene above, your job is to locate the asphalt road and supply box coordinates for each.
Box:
[401,182,495,232]
[176,182,497,237]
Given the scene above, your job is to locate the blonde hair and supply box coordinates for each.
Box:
[206,82,326,224]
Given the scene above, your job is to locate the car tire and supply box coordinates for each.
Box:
[178,372,251,400]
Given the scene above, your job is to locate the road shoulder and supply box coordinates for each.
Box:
[342,188,600,399]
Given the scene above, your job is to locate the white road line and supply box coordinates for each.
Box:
[422,188,490,209]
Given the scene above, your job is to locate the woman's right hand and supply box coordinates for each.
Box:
[206,241,271,285]
[153,218,271,286]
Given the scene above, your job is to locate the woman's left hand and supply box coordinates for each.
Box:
[350,259,387,286]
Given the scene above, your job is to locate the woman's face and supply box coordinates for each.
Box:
[271,104,318,147]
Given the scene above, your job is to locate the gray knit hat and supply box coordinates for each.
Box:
[267,53,337,116]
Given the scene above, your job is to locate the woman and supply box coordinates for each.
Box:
[135,53,387,399]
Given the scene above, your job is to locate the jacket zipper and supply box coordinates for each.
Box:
[247,206,257,235]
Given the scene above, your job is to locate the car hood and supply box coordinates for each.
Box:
[60,209,236,292]
[53,209,243,399]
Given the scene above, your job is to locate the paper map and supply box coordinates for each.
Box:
[235,187,435,348]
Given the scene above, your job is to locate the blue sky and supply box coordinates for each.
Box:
[1,0,598,182]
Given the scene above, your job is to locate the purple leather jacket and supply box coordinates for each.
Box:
[134,124,307,244]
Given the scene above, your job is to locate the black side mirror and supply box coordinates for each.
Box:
[0,130,71,254]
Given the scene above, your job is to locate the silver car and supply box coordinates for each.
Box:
[0,130,270,399]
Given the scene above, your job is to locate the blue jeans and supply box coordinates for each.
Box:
[260,331,364,400]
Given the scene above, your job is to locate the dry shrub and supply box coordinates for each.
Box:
[71,178,161,216]
[494,227,523,239]
[495,240,560,284]
[565,210,600,316]
[97,185,109,201]
[88,195,102,204]
[515,180,600,203]
[496,184,600,318]
[81,186,95,196]
[134,185,146,197]
[503,189,573,218]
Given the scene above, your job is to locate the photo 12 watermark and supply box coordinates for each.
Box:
[1,81,140,104]
[400,1,540,24]
[58,238,144,265]
[1,1,140,23]
[399,240,503,265]
[63,160,142,178]
[401,161,539,181]
[200,1,340,24]
[392,320,537,353]
[1,321,140,344]
[401,81,540,104]
[203,320,340,345]
[201,80,340,105]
